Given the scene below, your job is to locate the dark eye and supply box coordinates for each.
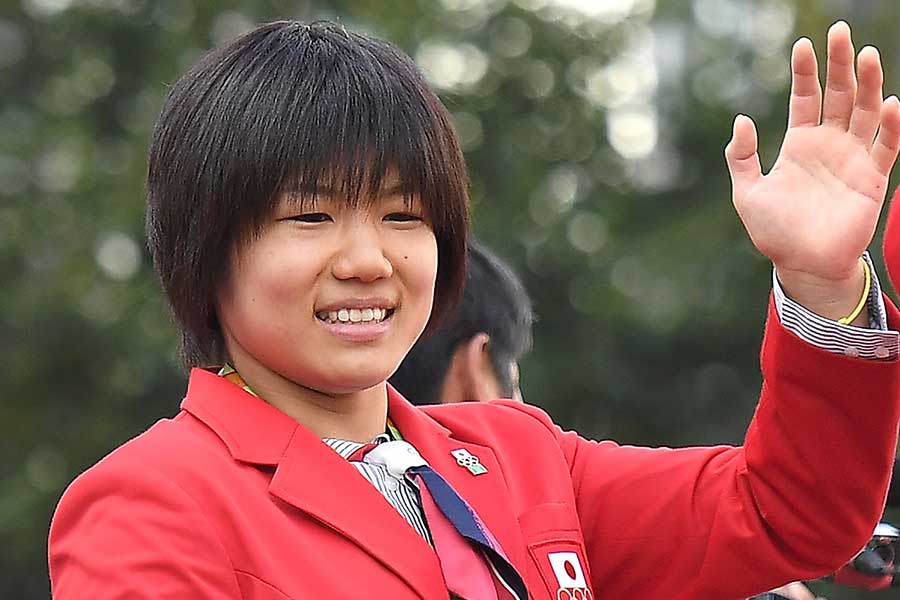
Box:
[287,212,333,223]
[384,212,422,223]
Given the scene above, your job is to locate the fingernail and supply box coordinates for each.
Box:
[857,44,879,56]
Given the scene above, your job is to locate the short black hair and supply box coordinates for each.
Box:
[390,239,534,405]
[146,21,469,367]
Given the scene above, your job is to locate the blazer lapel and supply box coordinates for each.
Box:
[387,388,531,580]
[181,370,446,599]
[268,425,447,598]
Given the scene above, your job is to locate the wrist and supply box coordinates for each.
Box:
[776,259,870,325]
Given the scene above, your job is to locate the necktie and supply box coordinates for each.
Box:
[357,440,528,600]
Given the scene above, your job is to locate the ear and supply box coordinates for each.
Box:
[440,333,503,404]
[882,185,900,298]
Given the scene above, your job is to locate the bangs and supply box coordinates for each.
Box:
[221,22,466,239]
[272,56,436,213]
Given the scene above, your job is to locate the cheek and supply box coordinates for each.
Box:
[257,269,304,303]
[406,235,439,293]
[226,248,314,315]
[254,244,313,293]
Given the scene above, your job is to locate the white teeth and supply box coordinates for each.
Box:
[317,307,391,324]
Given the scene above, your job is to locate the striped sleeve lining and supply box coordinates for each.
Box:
[772,252,899,360]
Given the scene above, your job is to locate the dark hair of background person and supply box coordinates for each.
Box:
[390,239,534,405]
[145,20,470,369]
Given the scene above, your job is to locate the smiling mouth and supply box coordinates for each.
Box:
[315,308,395,325]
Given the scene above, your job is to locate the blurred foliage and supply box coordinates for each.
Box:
[3,0,900,597]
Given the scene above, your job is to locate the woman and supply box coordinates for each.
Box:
[49,20,900,600]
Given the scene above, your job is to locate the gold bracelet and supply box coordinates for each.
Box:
[837,258,871,325]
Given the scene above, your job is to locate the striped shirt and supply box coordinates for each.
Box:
[773,252,899,360]
[322,436,433,544]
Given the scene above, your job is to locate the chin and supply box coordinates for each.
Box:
[312,372,393,396]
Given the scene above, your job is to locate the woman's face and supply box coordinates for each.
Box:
[216,178,438,397]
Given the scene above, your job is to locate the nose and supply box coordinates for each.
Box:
[330,220,394,282]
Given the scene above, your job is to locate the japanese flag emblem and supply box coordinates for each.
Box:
[548,552,589,599]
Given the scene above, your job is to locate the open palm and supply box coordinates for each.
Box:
[726,22,900,289]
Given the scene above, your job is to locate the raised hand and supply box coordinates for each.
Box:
[725,21,900,321]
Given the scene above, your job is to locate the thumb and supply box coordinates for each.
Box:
[882,185,900,295]
[724,114,762,201]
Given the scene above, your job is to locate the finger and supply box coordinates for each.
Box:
[822,21,857,129]
[725,114,762,194]
[787,37,821,128]
[871,96,900,176]
[848,46,884,145]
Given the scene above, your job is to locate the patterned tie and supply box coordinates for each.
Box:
[358,440,528,600]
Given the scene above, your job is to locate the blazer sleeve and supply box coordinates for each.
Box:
[49,452,242,599]
[518,295,900,599]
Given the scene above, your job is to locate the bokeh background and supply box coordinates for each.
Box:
[3,0,900,597]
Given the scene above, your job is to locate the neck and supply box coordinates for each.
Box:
[229,359,389,443]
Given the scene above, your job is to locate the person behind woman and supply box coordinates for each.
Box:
[390,238,533,406]
[49,20,900,600]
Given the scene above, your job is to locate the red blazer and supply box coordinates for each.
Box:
[49,300,900,600]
